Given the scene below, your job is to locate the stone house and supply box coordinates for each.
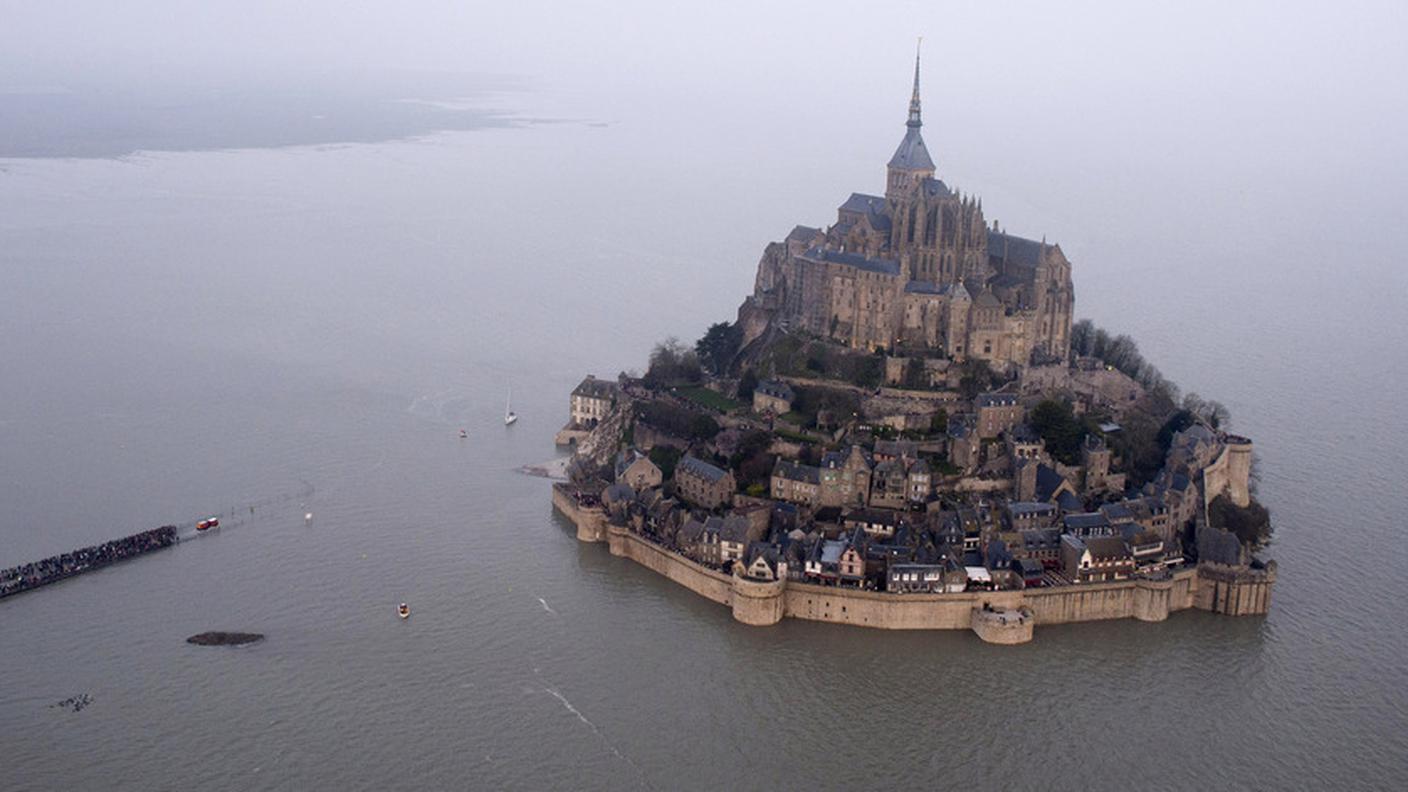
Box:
[1017,528,1063,569]
[1097,502,1136,533]
[752,380,795,415]
[677,517,720,566]
[805,539,847,582]
[1015,558,1046,588]
[838,531,867,584]
[771,460,821,506]
[1122,525,1167,574]
[873,439,919,464]
[975,392,1022,439]
[907,459,931,503]
[947,416,980,471]
[1062,512,1114,539]
[1006,501,1057,531]
[1015,459,1079,508]
[1124,496,1173,545]
[570,375,618,429]
[843,508,903,538]
[615,449,662,490]
[819,446,873,507]
[887,562,945,593]
[869,459,911,510]
[742,542,786,581]
[1060,535,1134,582]
[674,456,736,510]
[719,515,764,564]
[1006,423,1044,462]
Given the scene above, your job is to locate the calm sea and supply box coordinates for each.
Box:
[1,86,1405,790]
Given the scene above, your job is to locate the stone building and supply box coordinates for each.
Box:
[818,445,873,507]
[1061,535,1134,583]
[771,460,821,506]
[752,380,795,415]
[975,391,1022,439]
[674,456,735,510]
[615,449,662,491]
[740,49,1074,370]
[570,375,618,429]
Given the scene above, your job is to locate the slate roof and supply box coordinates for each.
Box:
[1034,464,1069,503]
[976,392,1019,408]
[1055,490,1084,513]
[1009,501,1056,517]
[614,449,655,479]
[919,177,951,198]
[720,516,753,544]
[1099,502,1135,523]
[1085,536,1131,561]
[1063,513,1112,532]
[888,126,935,171]
[602,483,635,505]
[677,455,729,484]
[1017,558,1045,576]
[987,231,1048,268]
[839,192,887,216]
[773,460,820,485]
[756,380,794,402]
[1021,528,1061,552]
[801,247,901,276]
[874,439,919,459]
[786,225,822,243]
[572,375,617,400]
[678,518,706,544]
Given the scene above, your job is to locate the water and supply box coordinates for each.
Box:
[2,91,1406,790]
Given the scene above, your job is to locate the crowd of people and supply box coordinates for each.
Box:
[0,525,177,598]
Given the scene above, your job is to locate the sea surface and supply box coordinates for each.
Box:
[1,83,1406,790]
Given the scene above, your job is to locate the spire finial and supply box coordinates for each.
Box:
[908,37,923,128]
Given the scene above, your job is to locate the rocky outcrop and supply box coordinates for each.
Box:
[569,393,636,482]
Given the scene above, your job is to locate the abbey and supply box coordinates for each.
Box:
[743,51,1075,370]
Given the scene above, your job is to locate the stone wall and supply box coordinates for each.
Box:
[552,494,1271,643]
[605,524,734,607]
[552,484,606,543]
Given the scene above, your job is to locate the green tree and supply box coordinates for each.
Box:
[648,446,682,479]
[736,369,759,400]
[1030,399,1086,464]
[1208,494,1273,549]
[644,337,703,388]
[928,408,949,435]
[694,322,742,376]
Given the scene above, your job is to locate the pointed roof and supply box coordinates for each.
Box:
[889,41,935,172]
[907,38,923,128]
[888,126,935,172]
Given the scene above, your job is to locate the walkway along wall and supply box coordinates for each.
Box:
[552,492,1271,644]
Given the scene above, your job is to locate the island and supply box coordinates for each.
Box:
[552,51,1275,645]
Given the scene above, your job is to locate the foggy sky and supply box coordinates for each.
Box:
[4,0,1406,304]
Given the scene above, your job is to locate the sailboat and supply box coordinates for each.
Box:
[504,388,518,426]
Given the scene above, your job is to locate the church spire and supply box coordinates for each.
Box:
[907,37,923,128]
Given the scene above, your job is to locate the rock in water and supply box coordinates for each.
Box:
[186,631,264,646]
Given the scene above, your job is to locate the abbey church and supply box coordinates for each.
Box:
[742,51,1075,370]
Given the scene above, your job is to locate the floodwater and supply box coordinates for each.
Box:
[1,82,1405,790]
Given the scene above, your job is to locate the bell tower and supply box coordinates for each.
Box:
[886,40,936,200]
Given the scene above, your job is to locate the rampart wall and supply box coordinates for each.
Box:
[552,492,1271,644]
